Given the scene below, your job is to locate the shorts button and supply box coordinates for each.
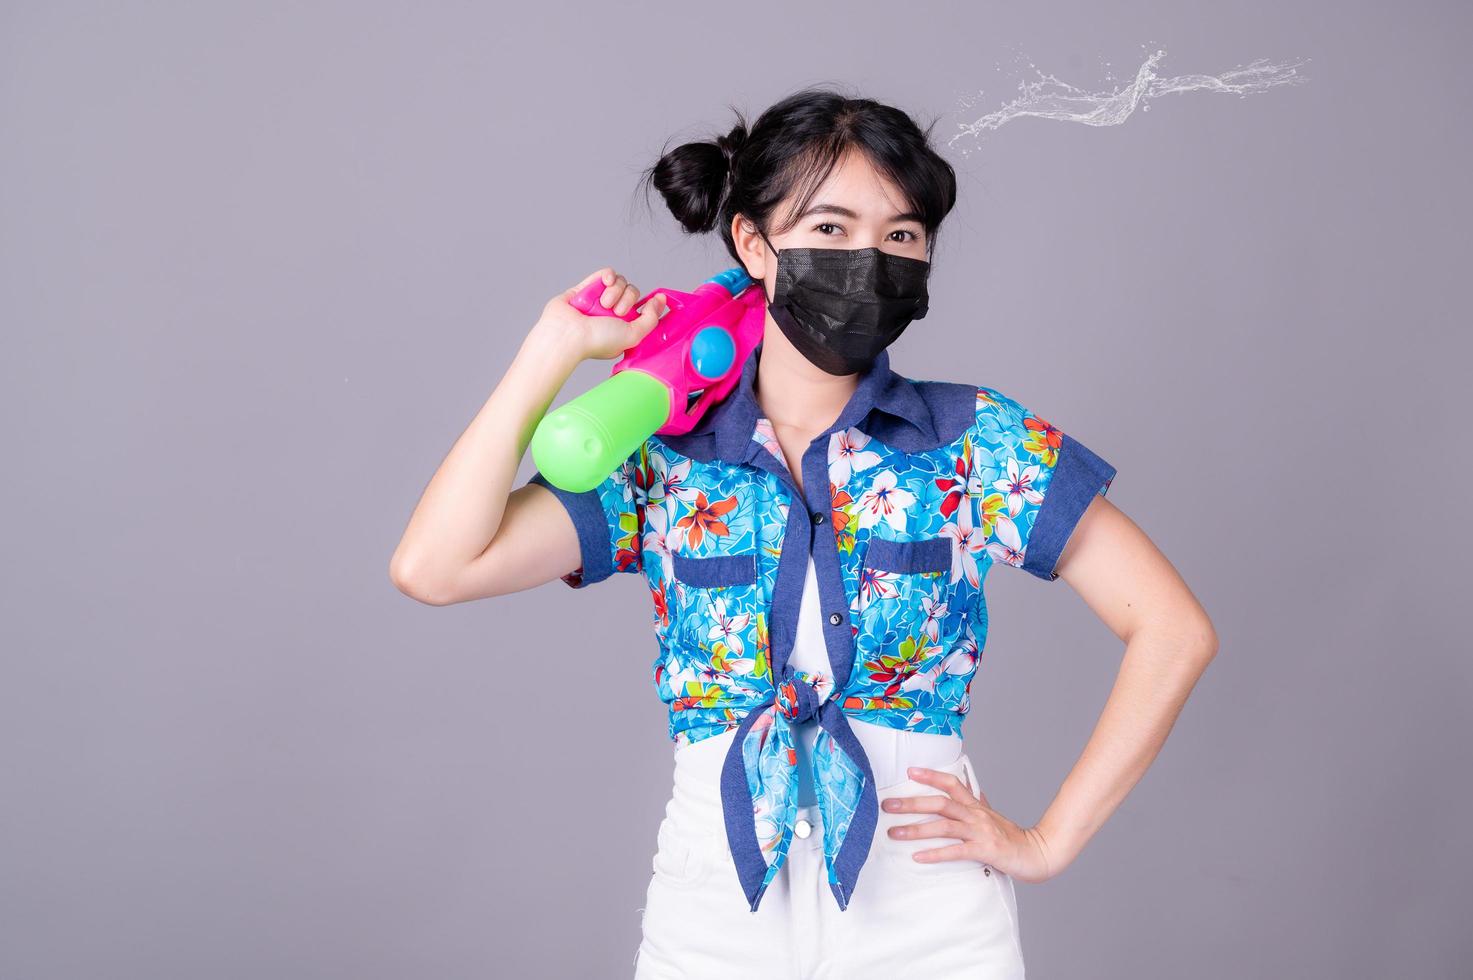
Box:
[794,818,812,839]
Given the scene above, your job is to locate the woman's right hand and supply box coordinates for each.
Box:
[534,266,668,362]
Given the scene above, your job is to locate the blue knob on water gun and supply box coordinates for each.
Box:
[689,326,736,381]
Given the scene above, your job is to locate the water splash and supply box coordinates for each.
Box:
[948,48,1309,155]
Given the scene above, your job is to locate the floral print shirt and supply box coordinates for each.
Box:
[526,343,1116,913]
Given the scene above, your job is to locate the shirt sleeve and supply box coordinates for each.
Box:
[974,386,1117,581]
[524,445,646,589]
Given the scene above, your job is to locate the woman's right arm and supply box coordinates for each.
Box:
[388,267,665,605]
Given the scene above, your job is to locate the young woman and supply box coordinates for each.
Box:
[391,88,1218,979]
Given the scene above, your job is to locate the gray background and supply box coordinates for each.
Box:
[3,1,1468,977]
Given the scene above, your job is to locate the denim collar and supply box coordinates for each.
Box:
[679,343,938,462]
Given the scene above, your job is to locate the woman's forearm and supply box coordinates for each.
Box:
[1030,618,1218,876]
[389,322,583,594]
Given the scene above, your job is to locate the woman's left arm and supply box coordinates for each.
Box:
[893,493,1218,883]
[1025,492,1219,879]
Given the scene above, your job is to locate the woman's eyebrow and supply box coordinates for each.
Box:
[799,202,925,223]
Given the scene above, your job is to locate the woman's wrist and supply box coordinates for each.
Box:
[1022,822,1069,880]
[1030,813,1089,877]
[519,318,589,375]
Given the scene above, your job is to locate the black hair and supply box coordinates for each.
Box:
[636,85,958,268]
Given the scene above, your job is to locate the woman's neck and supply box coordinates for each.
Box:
[751,331,859,436]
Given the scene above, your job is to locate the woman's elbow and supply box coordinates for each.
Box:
[1199,617,1220,661]
[389,552,459,606]
[1181,609,1220,664]
[1136,604,1218,667]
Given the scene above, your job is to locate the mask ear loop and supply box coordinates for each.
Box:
[756,229,783,306]
[757,228,779,265]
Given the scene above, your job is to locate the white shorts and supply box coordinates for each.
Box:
[633,729,1027,979]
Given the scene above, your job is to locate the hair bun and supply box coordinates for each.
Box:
[645,121,750,235]
[715,124,748,169]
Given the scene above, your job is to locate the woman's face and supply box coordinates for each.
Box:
[735,147,929,283]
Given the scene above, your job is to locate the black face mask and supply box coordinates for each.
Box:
[758,229,931,376]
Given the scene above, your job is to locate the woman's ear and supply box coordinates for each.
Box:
[731,213,767,282]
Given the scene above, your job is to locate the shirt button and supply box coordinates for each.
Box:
[794,818,812,839]
[828,612,843,626]
[811,511,825,525]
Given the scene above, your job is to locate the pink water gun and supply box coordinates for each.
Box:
[529,268,767,492]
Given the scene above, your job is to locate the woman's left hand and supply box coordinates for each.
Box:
[883,766,1057,884]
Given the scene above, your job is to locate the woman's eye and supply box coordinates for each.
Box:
[813,223,920,242]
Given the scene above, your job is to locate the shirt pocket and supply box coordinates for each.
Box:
[670,552,756,588]
[668,551,765,680]
[863,536,951,576]
[854,535,964,706]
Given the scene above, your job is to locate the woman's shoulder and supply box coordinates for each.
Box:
[901,373,1034,441]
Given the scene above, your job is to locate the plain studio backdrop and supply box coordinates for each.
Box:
[2,1,1468,977]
